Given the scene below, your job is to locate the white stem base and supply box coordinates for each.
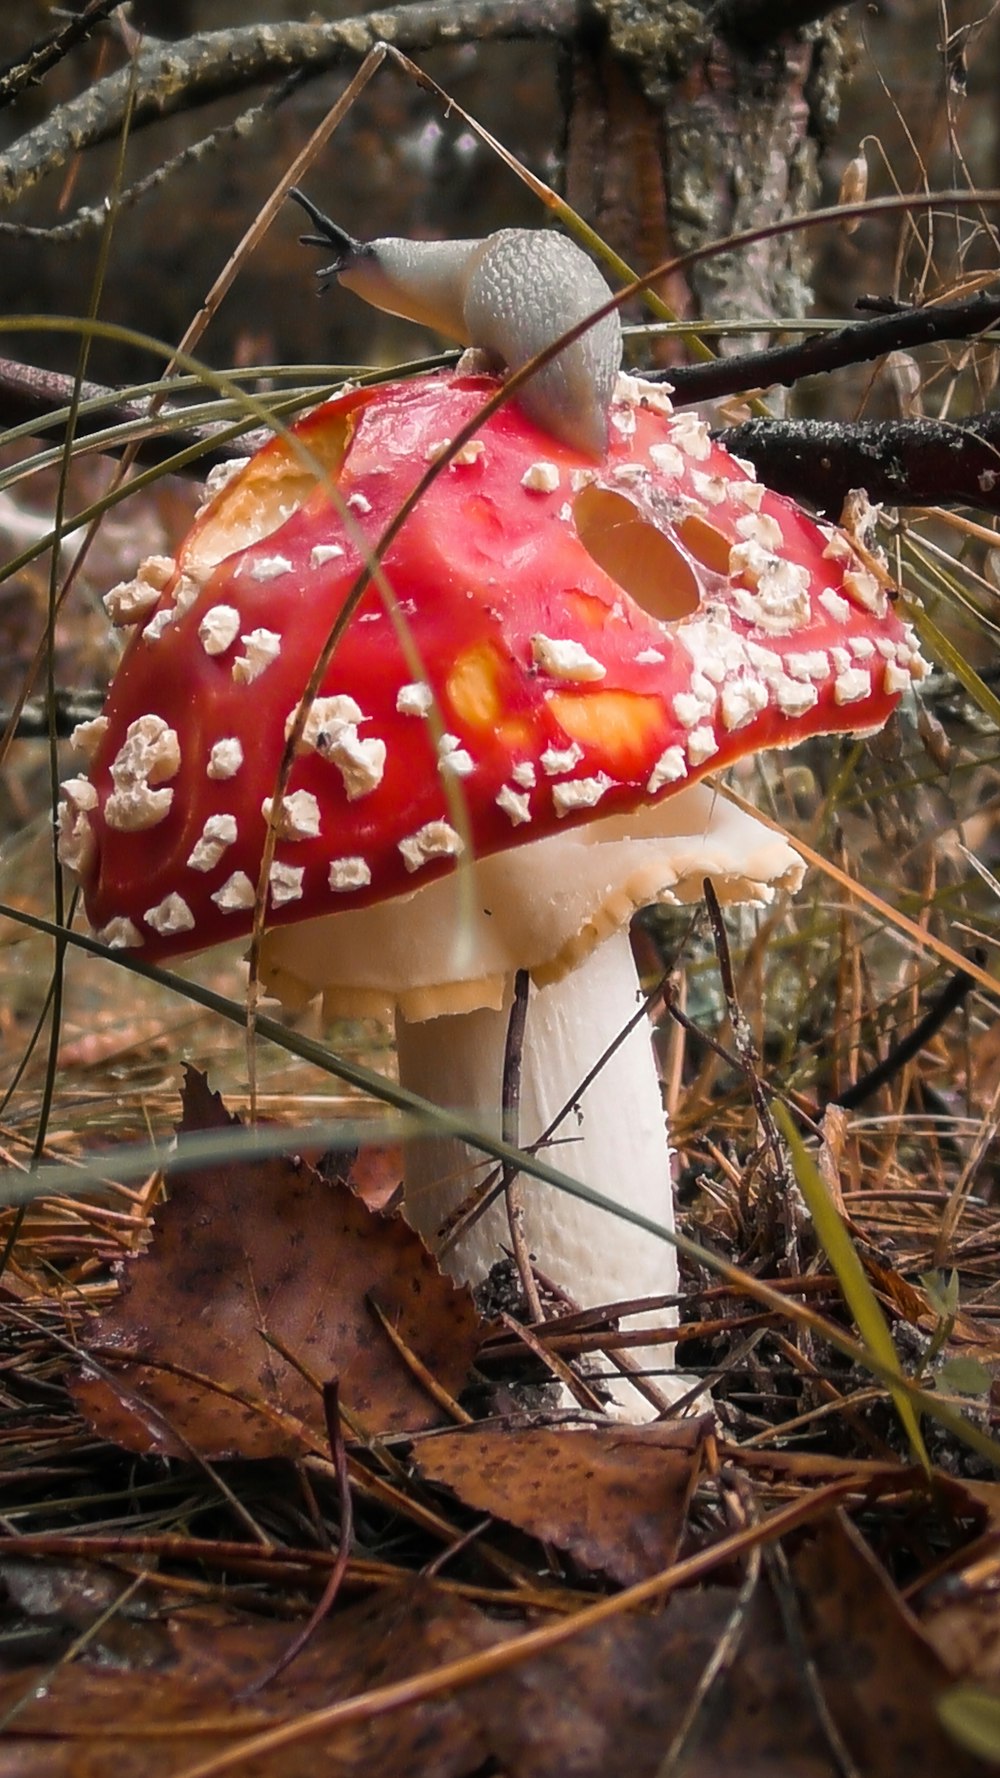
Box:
[396,930,680,1414]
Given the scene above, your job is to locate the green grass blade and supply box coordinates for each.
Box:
[939,1685,1000,1763]
[774,1103,931,1472]
[899,590,1000,731]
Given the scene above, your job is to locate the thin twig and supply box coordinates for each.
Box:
[764,1534,863,1778]
[366,1295,474,1425]
[0,0,130,110]
[654,1481,761,1776]
[498,1309,607,1412]
[829,960,980,1111]
[238,1380,354,1694]
[439,967,678,1261]
[702,882,796,1197]
[501,969,543,1323]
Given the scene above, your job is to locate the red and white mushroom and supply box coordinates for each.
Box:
[59,367,925,1412]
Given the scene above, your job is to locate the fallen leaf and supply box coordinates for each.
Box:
[0,1583,504,1778]
[340,1142,404,1211]
[414,1418,711,1582]
[866,1256,936,1326]
[454,1526,995,1777]
[452,1584,843,1778]
[790,1512,989,1777]
[0,1556,174,1670]
[916,1477,1000,1685]
[0,1559,876,1778]
[3,1515,988,1778]
[72,1070,484,1456]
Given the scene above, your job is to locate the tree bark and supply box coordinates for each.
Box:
[562,2,853,343]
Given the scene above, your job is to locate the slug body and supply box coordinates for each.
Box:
[292,193,622,458]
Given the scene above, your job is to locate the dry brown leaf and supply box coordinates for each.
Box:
[789,1512,988,1777]
[451,1590,831,1778]
[1,1515,989,1778]
[0,1584,504,1778]
[894,1475,1000,1685]
[923,1588,1000,1687]
[452,1517,991,1777]
[71,1070,484,1456]
[414,1418,710,1583]
[0,1560,884,1778]
[339,1142,404,1211]
[865,1256,935,1326]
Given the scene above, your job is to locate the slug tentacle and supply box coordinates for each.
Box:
[288,188,372,293]
[292,194,622,458]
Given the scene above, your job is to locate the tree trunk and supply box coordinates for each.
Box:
[562,3,851,342]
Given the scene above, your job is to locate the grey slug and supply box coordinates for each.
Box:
[291,189,622,458]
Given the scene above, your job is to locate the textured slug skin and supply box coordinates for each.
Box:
[341,229,623,457]
[461,230,622,457]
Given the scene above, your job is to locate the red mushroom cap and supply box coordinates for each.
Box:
[60,371,925,961]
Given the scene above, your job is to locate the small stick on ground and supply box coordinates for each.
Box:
[501,969,544,1323]
[702,878,802,1276]
[239,1377,355,1694]
[367,1294,473,1426]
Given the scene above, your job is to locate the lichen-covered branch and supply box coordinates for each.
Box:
[0,0,577,208]
[718,410,1000,515]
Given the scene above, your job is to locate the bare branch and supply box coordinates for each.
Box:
[0,355,265,468]
[0,77,295,244]
[0,0,130,111]
[663,292,1000,406]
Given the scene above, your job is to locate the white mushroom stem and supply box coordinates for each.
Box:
[257,786,804,1414]
[397,927,677,1403]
